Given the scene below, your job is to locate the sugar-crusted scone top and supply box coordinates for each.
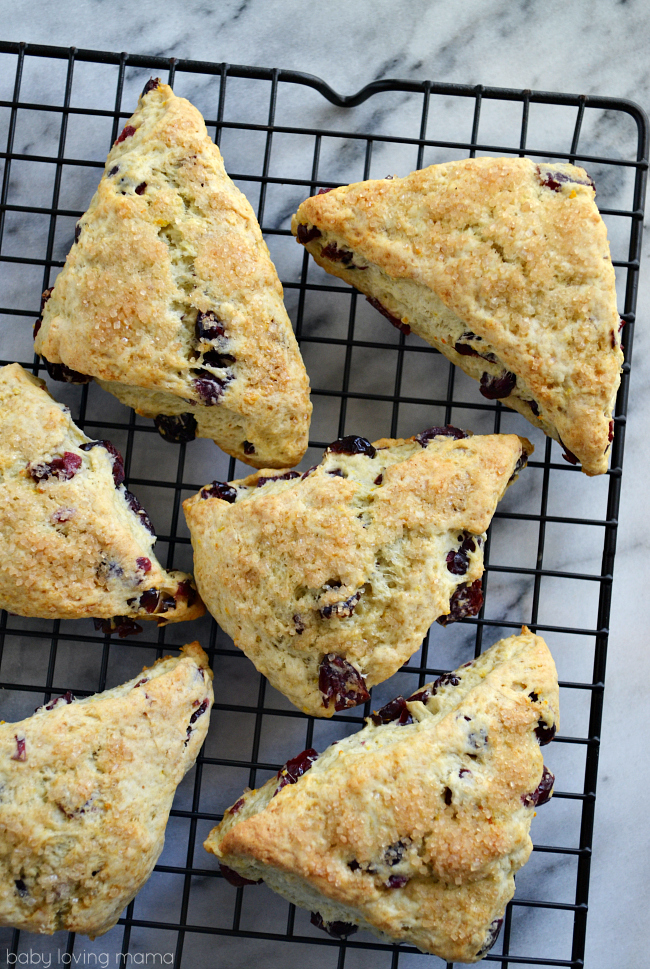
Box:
[292,157,622,475]
[0,363,203,623]
[0,642,213,938]
[184,429,532,717]
[35,81,311,469]
[206,630,559,962]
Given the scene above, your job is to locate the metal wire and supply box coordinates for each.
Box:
[0,41,647,969]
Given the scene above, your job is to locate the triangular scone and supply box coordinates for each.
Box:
[291,157,622,475]
[184,427,532,716]
[0,642,213,937]
[205,630,559,962]
[34,79,311,469]
[0,364,203,628]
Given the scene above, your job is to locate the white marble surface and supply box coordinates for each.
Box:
[0,2,648,967]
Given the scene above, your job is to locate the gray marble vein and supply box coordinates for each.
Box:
[0,2,648,967]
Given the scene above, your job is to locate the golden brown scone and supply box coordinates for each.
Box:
[205,630,558,962]
[34,79,311,469]
[0,642,212,938]
[291,157,622,476]
[0,363,203,629]
[184,427,532,716]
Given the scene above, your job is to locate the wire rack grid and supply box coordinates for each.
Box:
[0,41,647,969]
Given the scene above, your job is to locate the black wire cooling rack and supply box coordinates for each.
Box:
[0,41,647,969]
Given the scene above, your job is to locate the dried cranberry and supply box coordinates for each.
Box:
[454,332,497,362]
[366,296,411,335]
[124,490,155,534]
[446,533,476,575]
[93,616,143,638]
[320,591,361,619]
[219,863,261,887]
[256,471,300,488]
[230,797,245,814]
[310,912,357,939]
[11,736,26,761]
[479,370,516,400]
[293,614,305,634]
[159,594,176,614]
[136,557,151,573]
[327,435,376,458]
[192,369,229,405]
[195,310,225,341]
[559,438,579,465]
[80,440,125,486]
[296,224,322,244]
[522,765,555,807]
[321,241,353,263]
[176,579,198,606]
[319,654,370,711]
[537,166,595,192]
[437,579,483,626]
[387,874,409,888]
[141,77,161,96]
[36,691,74,713]
[74,222,82,243]
[509,448,529,483]
[454,340,481,357]
[153,412,198,444]
[115,124,136,145]
[190,698,210,725]
[433,672,461,692]
[529,399,540,417]
[30,451,82,482]
[243,441,255,455]
[317,187,332,194]
[608,420,614,443]
[275,747,319,791]
[185,697,210,744]
[459,767,472,777]
[108,165,119,176]
[133,678,149,688]
[408,687,432,704]
[139,589,161,614]
[476,917,503,958]
[374,473,383,485]
[371,696,413,726]
[535,719,556,745]
[443,787,453,805]
[200,480,237,502]
[202,348,236,369]
[33,317,42,339]
[42,357,92,384]
[415,425,469,446]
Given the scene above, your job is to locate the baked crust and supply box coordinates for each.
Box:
[205,630,559,962]
[0,642,213,938]
[184,428,532,716]
[35,80,311,469]
[0,363,203,624]
[291,157,622,475]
